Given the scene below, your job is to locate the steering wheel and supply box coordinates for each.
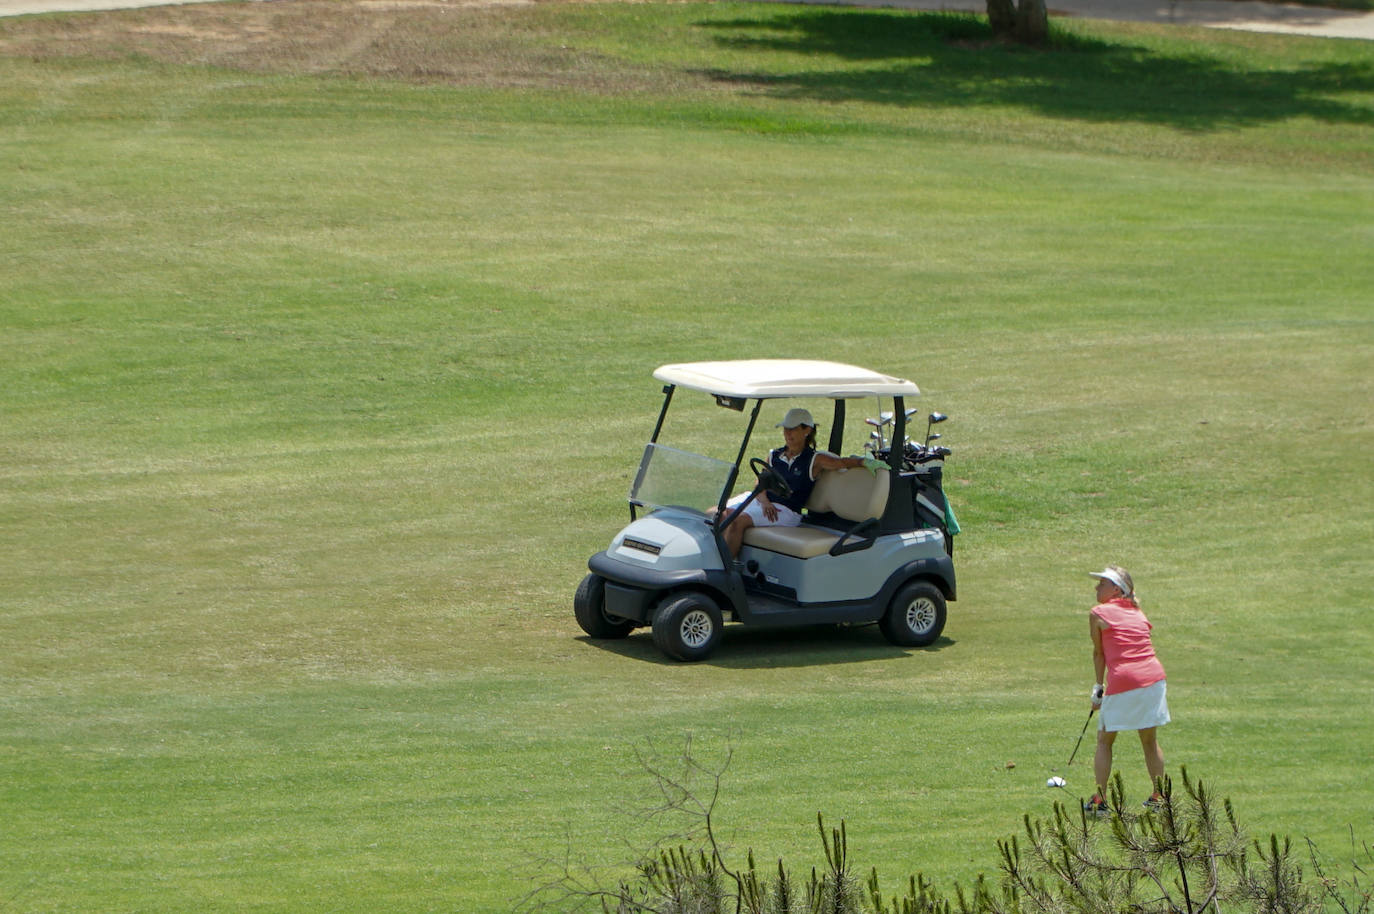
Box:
[749,457,793,500]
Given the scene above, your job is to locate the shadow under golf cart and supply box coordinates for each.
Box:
[578,625,956,669]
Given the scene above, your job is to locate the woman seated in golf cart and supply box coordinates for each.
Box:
[713,407,881,558]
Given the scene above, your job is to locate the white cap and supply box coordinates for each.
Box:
[1089,567,1132,596]
[776,408,815,429]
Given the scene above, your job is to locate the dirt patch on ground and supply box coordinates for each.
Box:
[0,0,685,91]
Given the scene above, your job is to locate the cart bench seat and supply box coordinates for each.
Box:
[743,465,889,559]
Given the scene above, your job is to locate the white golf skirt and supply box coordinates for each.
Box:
[1099,680,1170,732]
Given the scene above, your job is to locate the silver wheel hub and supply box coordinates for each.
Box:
[906,598,936,633]
[680,610,714,648]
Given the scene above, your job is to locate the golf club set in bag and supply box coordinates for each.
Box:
[864,408,959,552]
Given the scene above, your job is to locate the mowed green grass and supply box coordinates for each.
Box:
[1,2,1372,910]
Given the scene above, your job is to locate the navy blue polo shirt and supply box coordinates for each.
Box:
[768,446,818,514]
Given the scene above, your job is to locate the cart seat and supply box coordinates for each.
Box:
[743,465,889,559]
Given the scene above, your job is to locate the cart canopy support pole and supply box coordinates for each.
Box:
[828,399,845,455]
[889,396,907,471]
[649,384,675,445]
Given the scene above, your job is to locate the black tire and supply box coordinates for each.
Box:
[880,580,946,647]
[574,573,635,639]
[651,593,722,662]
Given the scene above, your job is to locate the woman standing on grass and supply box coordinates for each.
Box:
[1085,564,1169,815]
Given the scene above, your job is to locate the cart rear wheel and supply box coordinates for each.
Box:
[880,580,946,647]
[652,593,722,662]
[574,573,635,639]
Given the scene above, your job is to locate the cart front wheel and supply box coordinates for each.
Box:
[574,573,635,639]
[652,593,722,662]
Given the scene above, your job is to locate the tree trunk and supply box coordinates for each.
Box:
[986,0,1048,44]
[1015,0,1048,44]
[986,0,1015,36]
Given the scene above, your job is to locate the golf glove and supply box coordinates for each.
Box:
[861,457,885,476]
[1090,684,1105,706]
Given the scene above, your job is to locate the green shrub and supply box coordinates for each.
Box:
[522,748,1370,914]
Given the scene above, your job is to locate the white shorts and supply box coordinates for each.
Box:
[726,492,802,527]
[1099,680,1170,733]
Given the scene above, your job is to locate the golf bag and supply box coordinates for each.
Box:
[913,464,955,555]
[880,461,955,556]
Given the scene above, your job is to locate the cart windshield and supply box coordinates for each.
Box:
[630,443,735,514]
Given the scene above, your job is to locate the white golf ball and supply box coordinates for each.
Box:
[1047,776,1066,788]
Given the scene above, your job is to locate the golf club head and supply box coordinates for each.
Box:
[925,411,948,444]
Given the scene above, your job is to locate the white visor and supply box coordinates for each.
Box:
[1089,568,1130,595]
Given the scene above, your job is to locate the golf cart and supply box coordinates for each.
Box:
[574,360,958,662]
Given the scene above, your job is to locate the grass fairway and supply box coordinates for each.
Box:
[1,2,1372,911]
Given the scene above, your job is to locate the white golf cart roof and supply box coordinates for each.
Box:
[654,360,918,399]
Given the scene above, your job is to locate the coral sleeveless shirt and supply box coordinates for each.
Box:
[1093,598,1166,695]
